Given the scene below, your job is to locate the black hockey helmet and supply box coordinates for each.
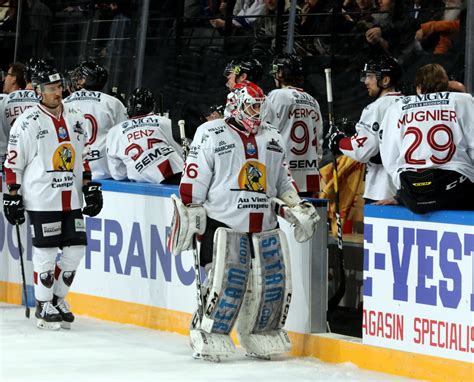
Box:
[361,55,401,86]
[271,53,304,79]
[223,57,263,83]
[25,57,51,83]
[31,62,63,91]
[127,87,155,117]
[71,60,108,91]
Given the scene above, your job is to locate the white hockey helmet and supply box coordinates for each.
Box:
[232,81,265,134]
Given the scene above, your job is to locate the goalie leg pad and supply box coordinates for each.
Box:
[190,228,251,358]
[236,229,293,356]
[199,227,251,335]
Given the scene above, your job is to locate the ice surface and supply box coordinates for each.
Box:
[0,303,418,382]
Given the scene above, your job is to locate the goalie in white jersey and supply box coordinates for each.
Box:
[169,81,319,361]
[64,61,128,179]
[106,87,184,184]
[327,55,402,203]
[380,63,474,213]
[265,53,323,196]
[3,64,103,330]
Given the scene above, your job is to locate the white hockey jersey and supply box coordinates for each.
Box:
[179,119,297,233]
[106,114,184,183]
[265,86,323,193]
[2,89,39,130]
[339,92,401,201]
[4,104,90,211]
[0,93,8,166]
[63,90,128,179]
[380,92,474,189]
[1,90,39,171]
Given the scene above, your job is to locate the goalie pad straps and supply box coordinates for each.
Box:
[236,229,292,356]
[200,227,251,334]
[168,194,206,256]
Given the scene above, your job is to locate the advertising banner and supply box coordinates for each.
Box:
[363,205,474,363]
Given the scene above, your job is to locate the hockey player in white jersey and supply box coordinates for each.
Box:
[223,57,263,118]
[327,55,402,203]
[168,81,320,361]
[380,63,474,213]
[1,62,38,170]
[3,64,103,330]
[2,64,39,136]
[265,53,322,196]
[106,87,184,184]
[64,61,128,179]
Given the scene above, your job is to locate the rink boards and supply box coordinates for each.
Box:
[1,180,473,381]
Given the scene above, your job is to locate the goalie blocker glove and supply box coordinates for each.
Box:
[82,182,103,217]
[272,191,320,242]
[3,193,25,225]
[168,194,206,255]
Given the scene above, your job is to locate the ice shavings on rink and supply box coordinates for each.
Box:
[0,303,418,382]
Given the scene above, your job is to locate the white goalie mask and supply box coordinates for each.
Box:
[232,81,265,135]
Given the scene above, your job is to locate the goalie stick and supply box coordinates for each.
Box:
[324,68,346,313]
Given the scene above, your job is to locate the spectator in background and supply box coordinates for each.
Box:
[300,0,335,56]
[252,0,304,58]
[0,0,16,32]
[23,0,52,58]
[414,0,465,55]
[364,0,420,62]
[210,0,265,31]
[100,1,133,90]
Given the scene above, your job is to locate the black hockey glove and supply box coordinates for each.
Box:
[82,182,103,217]
[327,125,345,155]
[3,193,25,225]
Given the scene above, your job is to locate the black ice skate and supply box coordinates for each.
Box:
[53,295,74,329]
[35,300,62,330]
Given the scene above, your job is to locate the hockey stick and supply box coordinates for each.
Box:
[324,68,346,312]
[178,119,204,321]
[15,222,30,318]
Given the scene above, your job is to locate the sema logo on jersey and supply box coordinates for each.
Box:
[52,143,75,171]
[238,160,266,193]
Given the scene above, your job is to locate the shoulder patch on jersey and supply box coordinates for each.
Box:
[371,122,380,132]
[208,125,225,135]
[402,96,411,104]
[266,138,283,153]
[73,121,85,135]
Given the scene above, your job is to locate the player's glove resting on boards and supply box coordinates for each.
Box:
[168,194,207,255]
[272,191,320,243]
[3,193,25,225]
[82,182,103,217]
[327,124,345,155]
